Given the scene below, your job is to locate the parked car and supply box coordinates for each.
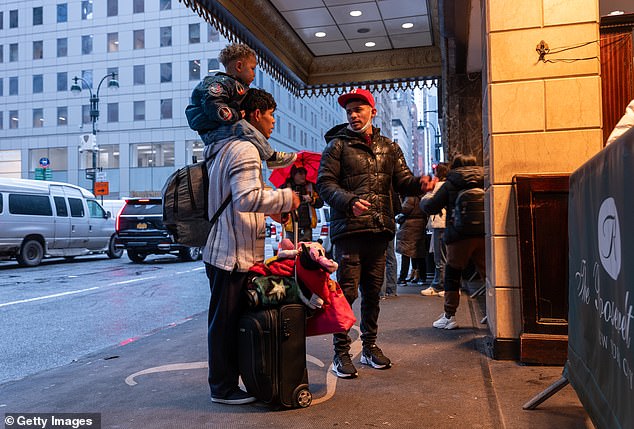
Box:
[0,178,121,267]
[115,197,201,263]
[267,205,331,257]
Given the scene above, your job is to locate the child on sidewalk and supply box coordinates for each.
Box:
[185,43,295,169]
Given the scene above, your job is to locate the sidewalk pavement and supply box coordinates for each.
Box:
[0,283,593,429]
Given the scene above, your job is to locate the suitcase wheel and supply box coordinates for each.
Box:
[294,387,312,408]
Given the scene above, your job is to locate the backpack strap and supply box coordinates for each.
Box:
[210,194,231,226]
[204,146,232,226]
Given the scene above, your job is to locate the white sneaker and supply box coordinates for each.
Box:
[420,287,443,296]
[433,313,458,330]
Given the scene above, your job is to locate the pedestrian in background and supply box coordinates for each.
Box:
[420,154,485,330]
[395,194,428,286]
[420,162,448,297]
[282,165,323,242]
[381,188,402,298]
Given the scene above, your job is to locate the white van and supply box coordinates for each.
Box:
[0,178,122,267]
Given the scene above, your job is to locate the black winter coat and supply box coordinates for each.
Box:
[317,124,421,243]
[420,166,484,244]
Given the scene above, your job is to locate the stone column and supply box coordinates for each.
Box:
[483,0,604,357]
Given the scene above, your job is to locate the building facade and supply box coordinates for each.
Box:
[0,0,344,197]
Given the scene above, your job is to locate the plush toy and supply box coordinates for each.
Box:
[249,239,339,310]
[294,242,339,309]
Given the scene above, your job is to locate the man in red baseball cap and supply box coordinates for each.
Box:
[317,88,424,379]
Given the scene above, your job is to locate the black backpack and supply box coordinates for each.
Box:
[162,161,210,247]
[161,160,232,248]
[452,187,485,235]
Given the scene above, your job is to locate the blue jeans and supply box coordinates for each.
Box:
[430,228,447,290]
[381,238,397,295]
[333,234,389,353]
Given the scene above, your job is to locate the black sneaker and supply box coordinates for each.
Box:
[360,344,392,369]
[211,388,257,405]
[332,352,358,378]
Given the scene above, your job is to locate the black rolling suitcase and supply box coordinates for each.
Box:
[238,303,312,408]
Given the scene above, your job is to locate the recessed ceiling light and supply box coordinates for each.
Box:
[365,41,376,47]
[401,22,414,29]
[350,10,362,17]
[315,31,327,38]
[357,28,370,34]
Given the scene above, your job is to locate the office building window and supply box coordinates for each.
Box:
[133,101,145,121]
[57,4,67,23]
[160,27,172,47]
[208,59,219,73]
[57,107,68,126]
[160,63,172,83]
[33,109,44,128]
[10,10,18,28]
[81,1,93,20]
[131,142,174,167]
[133,30,144,50]
[30,148,68,171]
[0,45,3,63]
[82,70,93,89]
[0,112,3,129]
[160,99,172,119]
[160,0,171,10]
[208,25,219,42]
[107,33,118,52]
[9,43,18,62]
[33,7,43,25]
[133,0,144,13]
[57,38,68,57]
[0,12,3,30]
[57,72,67,92]
[33,75,43,94]
[107,103,119,123]
[0,79,3,96]
[107,0,118,17]
[33,41,43,60]
[189,24,200,44]
[98,145,120,169]
[82,35,93,55]
[186,140,204,163]
[133,65,145,85]
[9,77,18,96]
[189,60,200,81]
[10,111,19,129]
[82,105,90,124]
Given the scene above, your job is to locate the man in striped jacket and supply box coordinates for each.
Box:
[202,88,300,405]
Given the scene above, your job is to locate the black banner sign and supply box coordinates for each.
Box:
[567,128,634,429]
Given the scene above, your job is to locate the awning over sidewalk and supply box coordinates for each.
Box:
[178,0,441,95]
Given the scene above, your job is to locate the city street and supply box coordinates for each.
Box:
[0,253,210,384]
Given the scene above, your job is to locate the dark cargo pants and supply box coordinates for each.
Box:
[333,234,389,354]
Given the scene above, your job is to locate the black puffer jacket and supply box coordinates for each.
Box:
[420,166,484,244]
[317,124,421,243]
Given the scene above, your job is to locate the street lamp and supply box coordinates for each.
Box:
[418,119,442,166]
[70,72,119,193]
